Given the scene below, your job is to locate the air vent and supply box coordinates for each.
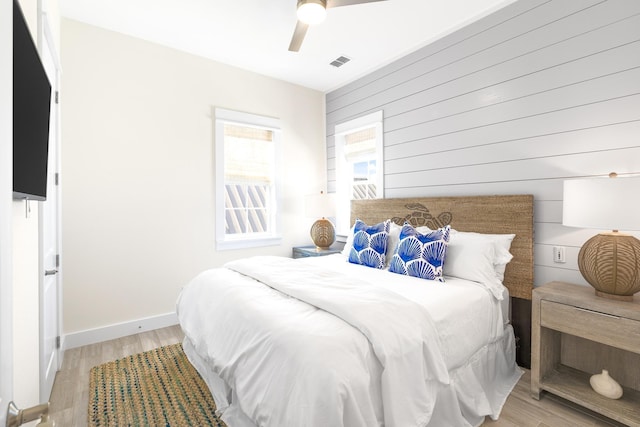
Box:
[330,55,351,68]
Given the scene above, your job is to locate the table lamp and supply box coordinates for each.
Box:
[305,191,336,249]
[563,173,640,300]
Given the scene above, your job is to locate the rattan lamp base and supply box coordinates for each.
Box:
[578,232,640,301]
[310,218,335,250]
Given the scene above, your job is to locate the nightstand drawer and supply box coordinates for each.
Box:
[540,300,640,354]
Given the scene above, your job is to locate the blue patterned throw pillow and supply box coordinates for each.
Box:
[389,224,451,281]
[348,219,390,269]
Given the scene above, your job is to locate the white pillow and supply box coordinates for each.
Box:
[450,229,515,281]
[385,222,403,266]
[341,223,356,258]
[444,234,505,300]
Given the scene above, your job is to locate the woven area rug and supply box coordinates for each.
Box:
[89,343,226,426]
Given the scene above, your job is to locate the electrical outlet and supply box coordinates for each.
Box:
[553,246,566,263]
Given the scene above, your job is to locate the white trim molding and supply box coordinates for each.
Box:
[63,312,179,350]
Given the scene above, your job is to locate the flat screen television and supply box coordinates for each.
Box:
[13,0,52,201]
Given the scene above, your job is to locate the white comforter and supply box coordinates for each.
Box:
[177,255,520,427]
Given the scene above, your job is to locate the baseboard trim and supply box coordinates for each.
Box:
[63,312,179,350]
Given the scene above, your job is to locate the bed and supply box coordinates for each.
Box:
[177,194,534,427]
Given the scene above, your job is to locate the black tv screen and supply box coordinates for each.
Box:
[13,0,52,201]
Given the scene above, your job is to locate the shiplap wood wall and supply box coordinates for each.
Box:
[326,0,640,288]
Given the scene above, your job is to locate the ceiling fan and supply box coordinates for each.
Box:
[289,0,388,52]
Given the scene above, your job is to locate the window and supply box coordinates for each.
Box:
[334,111,384,235]
[215,108,281,250]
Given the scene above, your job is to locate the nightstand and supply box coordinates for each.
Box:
[531,281,640,426]
[292,244,344,259]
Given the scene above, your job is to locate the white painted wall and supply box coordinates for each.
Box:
[11,0,42,410]
[326,0,640,290]
[60,19,326,340]
[11,202,40,409]
[0,0,15,421]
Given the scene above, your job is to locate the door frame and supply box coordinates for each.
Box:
[38,3,63,402]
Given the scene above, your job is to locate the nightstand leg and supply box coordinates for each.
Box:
[531,326,560,400]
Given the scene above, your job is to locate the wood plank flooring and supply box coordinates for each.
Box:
[49,325,624,427]
[49,324,185,426]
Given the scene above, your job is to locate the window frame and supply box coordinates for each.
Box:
[334,110,384,236]
[215,108,282,250]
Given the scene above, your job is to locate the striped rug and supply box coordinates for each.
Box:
[89,343,226,426]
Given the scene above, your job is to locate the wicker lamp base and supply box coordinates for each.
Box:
[310,218,335,250]
[578,232,640,301]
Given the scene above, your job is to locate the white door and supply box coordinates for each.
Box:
[39,17,61,403]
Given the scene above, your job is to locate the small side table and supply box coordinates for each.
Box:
[292,244,344,259]
[531,281,640,426]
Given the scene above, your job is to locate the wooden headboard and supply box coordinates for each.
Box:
[351,195,534,300]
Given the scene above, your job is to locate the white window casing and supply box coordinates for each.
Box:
[215,108,282,250]
[334,110,384,236]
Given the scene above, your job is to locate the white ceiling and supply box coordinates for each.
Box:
[59,0,515,93]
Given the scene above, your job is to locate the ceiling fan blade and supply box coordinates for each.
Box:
[288,21,309,52]
[327,0,387,8]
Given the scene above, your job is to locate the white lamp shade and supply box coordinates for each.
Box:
[305,192,335,218]
[297,1,327,25]
[563,176,640,231]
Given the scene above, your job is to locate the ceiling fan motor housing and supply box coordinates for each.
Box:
[297,0,328,25]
